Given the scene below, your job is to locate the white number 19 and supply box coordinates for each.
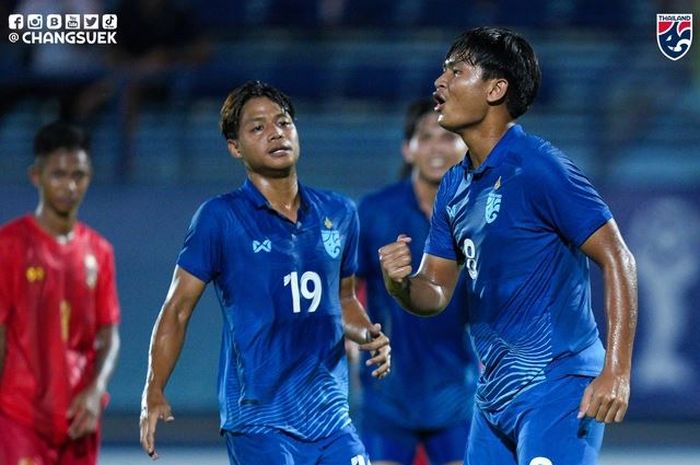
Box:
[284,271,322,313]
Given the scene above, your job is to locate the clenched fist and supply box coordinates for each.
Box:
[378,234,413,293]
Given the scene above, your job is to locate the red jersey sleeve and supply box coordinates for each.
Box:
[96,241,120,326]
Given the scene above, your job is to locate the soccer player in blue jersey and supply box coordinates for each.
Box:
[139,80,391,464]
[357,99,478,465]
[379,27,638,465]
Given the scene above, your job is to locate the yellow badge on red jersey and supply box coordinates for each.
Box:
[25,266,44,283]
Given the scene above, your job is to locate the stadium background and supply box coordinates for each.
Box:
[1,0,699,463]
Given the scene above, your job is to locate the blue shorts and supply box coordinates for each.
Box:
[224,425,370,465]
[466,375,605,465]
[362,418,469,465]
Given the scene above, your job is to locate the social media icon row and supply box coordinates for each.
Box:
[8,14,117,30]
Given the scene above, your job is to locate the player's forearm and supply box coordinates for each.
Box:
[144,304,190,394]
[341,297,374,344]
[92,325,120,393]
[385,273,449,317]
[601,247,638,375]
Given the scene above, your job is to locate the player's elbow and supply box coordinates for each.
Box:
[410,303,448,318]
[401,293,449,318]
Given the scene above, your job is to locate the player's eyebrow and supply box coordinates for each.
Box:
[243,112,289,124]
[442,59,455,71]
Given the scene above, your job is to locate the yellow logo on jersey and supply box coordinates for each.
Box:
[26,266,45,283]
[494,176,502,190]
[19,457,39,465]
[323,217,333,229]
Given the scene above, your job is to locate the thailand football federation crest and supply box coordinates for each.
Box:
[321,217,341,258]
[485,177,502,224]
[657,14,692,61]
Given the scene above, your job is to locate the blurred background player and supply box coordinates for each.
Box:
[139,80,391,464]
[379,26,638,465]
[0,121,121,465]
[356,99,478,465]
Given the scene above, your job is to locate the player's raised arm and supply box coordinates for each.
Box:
[379,235,461,317]
[340,276,391,379]
[578,219,638,424]
[139,266,207,459]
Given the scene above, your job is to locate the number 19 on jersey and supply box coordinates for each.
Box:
[284,271,322,313]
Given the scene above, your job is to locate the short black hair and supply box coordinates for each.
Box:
[33,121,90,162]
[445,26,540,119]
[399,98,438,179]
[403,98,436,141]
[220,80,295,140]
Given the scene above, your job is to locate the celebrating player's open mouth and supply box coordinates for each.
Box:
[433,91,446,112]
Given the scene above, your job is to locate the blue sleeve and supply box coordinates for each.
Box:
[341,199,360,278]
[176,199,222,283]
[532,153,613,247]
[356,197,373,279]
[424,171,462,261]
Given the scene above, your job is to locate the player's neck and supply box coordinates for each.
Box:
[248,172,301,221]
[411,174,439,219]
[34,203,77,238]
[462,119,515,170]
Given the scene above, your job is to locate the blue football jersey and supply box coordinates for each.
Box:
[357,179,478,429]
[425,124,611,413]
[177,179,359,440]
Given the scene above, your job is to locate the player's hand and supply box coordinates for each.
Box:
[140,390,174,460]
[67,384,103,439]
[378,234,413,294]
[358,323,391,379]
[578,368,630,423]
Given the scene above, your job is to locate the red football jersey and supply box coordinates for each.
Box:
[0,215,120,445]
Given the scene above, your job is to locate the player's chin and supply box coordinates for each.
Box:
[266,154,297,169]
[420,168,447,185]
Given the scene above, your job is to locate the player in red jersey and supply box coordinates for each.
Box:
[0,122,121,465]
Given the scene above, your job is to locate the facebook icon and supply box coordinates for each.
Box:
[8,14,23,29]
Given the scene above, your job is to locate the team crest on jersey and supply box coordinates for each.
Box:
[321,217,341,258]
[84,253,98,288]
[26,266,45,283]
[657,14,692,61]
[485,192,502,223]
[485,177,502,224]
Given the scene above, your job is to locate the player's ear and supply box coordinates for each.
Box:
[227,139,243,159]
[486,77,508,105]
[401,141,414,164]
[28,162,41,188]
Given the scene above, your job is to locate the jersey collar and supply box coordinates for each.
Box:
[462,124,523,175]
[241,178,310,214]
